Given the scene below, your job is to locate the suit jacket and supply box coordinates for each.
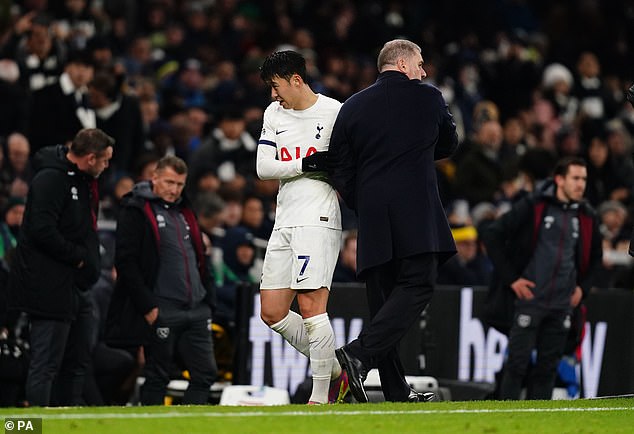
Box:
[96,94,146,175]
[329,71,459,276]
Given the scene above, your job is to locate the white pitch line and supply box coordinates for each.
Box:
[3,407,633,420]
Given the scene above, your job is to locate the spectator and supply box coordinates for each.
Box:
[584,133,629,207]
[28,49,95,155]
[0,196,25,263]
[541,63,577,127]
[438,225,492,286]
[52,0,98,51]
[189,106,257,194]
[2,12,67,91]
[88,67,145,175]
[596,200,632,288]
[216,226,257,331]
[574,52,616,126]
[0,133,32,210]
[454,119,505,206]
[332,230,358,283]
[238,195,273,241]
[0,60,28,138]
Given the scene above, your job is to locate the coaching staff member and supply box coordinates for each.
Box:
[111,155,217,405]
[328,39,459,403]
[9,128,114,406]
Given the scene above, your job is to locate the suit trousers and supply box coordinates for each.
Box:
[347,252,437,401]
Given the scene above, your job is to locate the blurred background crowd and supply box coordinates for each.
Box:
[1,0,634,405]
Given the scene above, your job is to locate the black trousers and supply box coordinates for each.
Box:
[141,302,217,405]
[347,252,437,402]
[26,290,95,406]
[500,306,570,400]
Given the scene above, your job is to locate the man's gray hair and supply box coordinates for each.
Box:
[377,39,421,72]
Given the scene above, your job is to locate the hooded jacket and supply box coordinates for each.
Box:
[481,181,602,334]
[106,181,214,347]
[8,145,101,320]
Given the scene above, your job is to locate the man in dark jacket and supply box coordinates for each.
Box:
[27,49,95,155]
[88,67,146,177]
[9,128,113,406]
[328,39,459,403]
[482,156,602,400]
[109,155,217,405]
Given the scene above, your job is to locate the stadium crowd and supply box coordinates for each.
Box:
[1,0,634,406]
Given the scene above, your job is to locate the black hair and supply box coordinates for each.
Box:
[553,156,586,177]
[89,68,123,101]
[259,50,307,85]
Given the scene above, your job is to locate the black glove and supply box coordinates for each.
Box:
[627,83,634,108]
[301,151,329,172]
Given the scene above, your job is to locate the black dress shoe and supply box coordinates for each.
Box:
[408,388,437,403]
[335,347,369,403]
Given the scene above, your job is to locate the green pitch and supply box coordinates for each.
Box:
[1,398,632,434]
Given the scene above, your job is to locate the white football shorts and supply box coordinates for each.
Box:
[260,226,341,290]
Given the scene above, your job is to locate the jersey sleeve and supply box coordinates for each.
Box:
[256,106,303,180]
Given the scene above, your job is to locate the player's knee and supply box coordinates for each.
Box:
[260,310,282,327]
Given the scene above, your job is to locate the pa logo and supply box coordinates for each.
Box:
[71,186,79,200]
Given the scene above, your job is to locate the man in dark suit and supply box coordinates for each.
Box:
[328,39,459,403]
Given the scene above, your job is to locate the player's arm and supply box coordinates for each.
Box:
[256,144,329,179]
[256,143,303,180]
[256,106,303,180]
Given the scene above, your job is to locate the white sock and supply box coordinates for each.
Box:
[304,313,337,404]
[270,311,341,380]
[270,310,310,356]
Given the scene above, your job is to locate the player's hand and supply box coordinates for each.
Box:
[302,151,328,172]
[510,277,535,300]
[626,83,634,108]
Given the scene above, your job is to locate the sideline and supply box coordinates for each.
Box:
[4,406,634,420]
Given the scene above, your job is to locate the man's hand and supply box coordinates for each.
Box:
[144,307,159,325]
[302,151,328,172]
[626,83,634,108]
[510,277,536,300]
[570,286,583,307]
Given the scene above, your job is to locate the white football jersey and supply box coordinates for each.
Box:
[257,94,342,230]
